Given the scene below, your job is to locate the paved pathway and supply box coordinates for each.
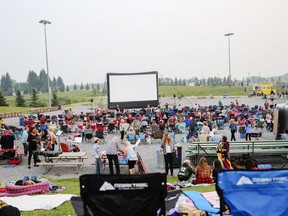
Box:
[0,96,281,182]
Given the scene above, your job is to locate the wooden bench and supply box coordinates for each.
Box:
[186,140,288,167]
[37,162,84,174]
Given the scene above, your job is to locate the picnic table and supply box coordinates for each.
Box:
[38,152,87,174]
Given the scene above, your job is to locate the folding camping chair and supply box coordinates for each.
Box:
[139,132,147,145]
[60,142,71,152]
[95,124,105,139]
[73,173,167,216]
[127,134,137,144]
[217,169,288,216]
[83,128,94,142]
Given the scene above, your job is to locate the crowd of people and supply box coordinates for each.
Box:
[0,97,283,179]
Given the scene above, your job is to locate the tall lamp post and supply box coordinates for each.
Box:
[39,19,52,107]
[224,33,234,86]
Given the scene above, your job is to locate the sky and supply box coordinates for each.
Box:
[1,0,288,85]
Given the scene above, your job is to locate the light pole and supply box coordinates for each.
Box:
[224,33,234,86]
[39,19,52,107]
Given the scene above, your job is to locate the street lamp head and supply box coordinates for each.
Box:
[224,33,234,37]
[39,20,51,25]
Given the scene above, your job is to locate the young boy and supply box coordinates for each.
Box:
[93,138,104,174]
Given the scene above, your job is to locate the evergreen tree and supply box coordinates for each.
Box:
[15,89,25,107]
[91,83,95,90]
[80,82,84,90]
[17,82,30,94]
[85,83,90,90]
[51,90,58,107]
[39,69,48,93]
[52,77,57,90]
[30,88,40,107]
[0,73,13,95]
[73,83,77,90]
[66,85,70,91]
[27,71,39,92]
[57,77,65,92]
[223,77,227,86]
[174,77,178,86]
[0,91,8,106]
[96,84,100,93]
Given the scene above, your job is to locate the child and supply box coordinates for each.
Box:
[93,138,104,174]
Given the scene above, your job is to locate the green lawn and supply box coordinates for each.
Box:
[159,86,253,97]
[20,176,215,216]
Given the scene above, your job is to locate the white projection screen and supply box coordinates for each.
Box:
[107,71,159,109]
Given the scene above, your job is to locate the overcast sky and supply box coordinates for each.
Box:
[1,0,288,85]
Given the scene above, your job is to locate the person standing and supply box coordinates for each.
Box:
[212,159,226,213]
[161,133,175,176]
[21,126,29,156]
[264,100,269,110]
[27,127,40,169]
[93,138,104,174]
[186,117,196,141]
[123,141,138,175]
[221,135,230,159]
[119,119,129,142]
[229,119,237,141]
[245,121,253,141]
[48,128,57,151]
[106,137,123,175]
[265,112,272,131]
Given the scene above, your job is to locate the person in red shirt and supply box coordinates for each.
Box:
[40,114,46,124]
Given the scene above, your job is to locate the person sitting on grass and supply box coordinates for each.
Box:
[193,157,213,184]
[177,159,194,182]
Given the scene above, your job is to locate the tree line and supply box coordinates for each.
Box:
[0,70,102,107]
[0,69,287,107]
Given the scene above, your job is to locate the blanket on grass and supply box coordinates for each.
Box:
[0,194,75,211]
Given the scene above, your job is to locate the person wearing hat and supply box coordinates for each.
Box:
[93,138,104,174]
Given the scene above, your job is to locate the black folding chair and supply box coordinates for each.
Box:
[72,173,167,216]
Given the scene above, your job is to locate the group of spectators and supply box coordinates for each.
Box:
[21,121,57,169]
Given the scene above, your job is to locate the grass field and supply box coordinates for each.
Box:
[1,86,254,111]
[20,176,215,216]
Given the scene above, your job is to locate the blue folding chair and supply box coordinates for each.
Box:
[217,119,225,130]
[139,132,147,145]
[217,169,288,216]
[127,134,137,144]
